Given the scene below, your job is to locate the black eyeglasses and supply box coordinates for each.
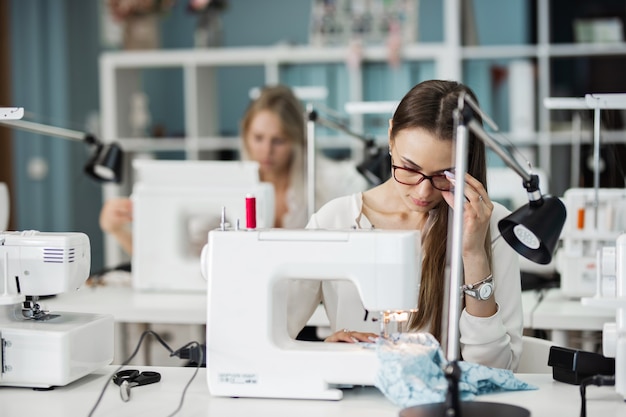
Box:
[391,165,452,191]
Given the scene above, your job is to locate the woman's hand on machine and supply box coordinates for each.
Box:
[324,328,379,343]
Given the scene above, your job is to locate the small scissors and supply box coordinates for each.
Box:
[112,369,162,402]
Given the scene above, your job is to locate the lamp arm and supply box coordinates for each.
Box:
[307,109,376,147]
[466,120,534,185]
[0,118,123,183]
[0,119,89,143]
[459,91,537,191]
[306,105,316,221]
[466,119,543,205]
[458,92,499,131]
[305,107,379,218]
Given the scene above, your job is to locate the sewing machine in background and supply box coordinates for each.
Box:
[0,231,113,388]
[557,188,626,297]
[202,227,421,400]
[582,233,626,400]
[132,159,274,292]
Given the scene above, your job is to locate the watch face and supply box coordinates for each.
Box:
[479,283,493,300]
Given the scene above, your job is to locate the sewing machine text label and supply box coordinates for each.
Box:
[218,373,258,385]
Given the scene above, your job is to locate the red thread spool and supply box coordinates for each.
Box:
[246,194,256,229]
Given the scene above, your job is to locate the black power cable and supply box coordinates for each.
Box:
[87,330,203,417]
[579,374,616,417]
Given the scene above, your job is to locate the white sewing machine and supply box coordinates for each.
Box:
[132,159,274,292]
[203,228,421,400]
[582,233,626,399]
[557,188,626,297]
[0,231,114,388]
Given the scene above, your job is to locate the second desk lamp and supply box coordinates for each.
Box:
[0,108,123,183]
[401,92,566,417]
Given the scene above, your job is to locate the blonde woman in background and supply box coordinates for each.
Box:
[100,84,368,253]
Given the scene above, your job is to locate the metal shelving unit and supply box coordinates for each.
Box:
[98,0,626,266]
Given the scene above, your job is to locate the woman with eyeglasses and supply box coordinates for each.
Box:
[289,79,523,370]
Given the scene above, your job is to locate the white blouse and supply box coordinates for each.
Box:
[281,156,369,229]
[288,192,524,371]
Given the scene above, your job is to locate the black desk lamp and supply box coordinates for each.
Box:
[401,92,566,417]
[0,116,123,183]
[307,106,387,184]
[356,143,391,186]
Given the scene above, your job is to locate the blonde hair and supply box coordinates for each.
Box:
[240,85,305,154]
[239,85,307,221]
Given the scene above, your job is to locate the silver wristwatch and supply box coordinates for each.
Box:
[462,274,494,301]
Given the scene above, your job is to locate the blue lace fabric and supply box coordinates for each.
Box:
[374,333,537,408]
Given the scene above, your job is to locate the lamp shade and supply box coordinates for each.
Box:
[356,145,391,186]
[84,142,124,183]
[498,195,566,264]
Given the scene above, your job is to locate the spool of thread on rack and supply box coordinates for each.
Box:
[577,208,585,230]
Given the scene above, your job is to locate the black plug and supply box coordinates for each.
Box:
[579,375,615,417]
[174,344,206,367]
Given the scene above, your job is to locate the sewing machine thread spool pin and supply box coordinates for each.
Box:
[220,206,226,231]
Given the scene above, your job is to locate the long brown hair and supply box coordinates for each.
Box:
[390,80,492,341]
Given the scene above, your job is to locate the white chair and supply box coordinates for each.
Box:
[517,335,555,373]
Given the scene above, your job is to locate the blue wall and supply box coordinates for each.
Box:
[8,0,529,272]
[10,0,104,271]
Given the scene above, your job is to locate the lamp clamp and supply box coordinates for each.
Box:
[523,174,545,206]
[522,174,539,193]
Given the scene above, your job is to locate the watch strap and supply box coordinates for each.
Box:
[461,274,493,300]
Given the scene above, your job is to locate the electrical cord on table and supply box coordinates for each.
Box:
[579,374,615,417]
[87,330,204,417]
[167,341,204,415]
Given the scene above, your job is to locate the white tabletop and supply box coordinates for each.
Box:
[531,288,613,331]
[0,366,624,417]
[43,282,542,329]
[44,284,208,325]
[43,282,598,354]
[43,279,331,328]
